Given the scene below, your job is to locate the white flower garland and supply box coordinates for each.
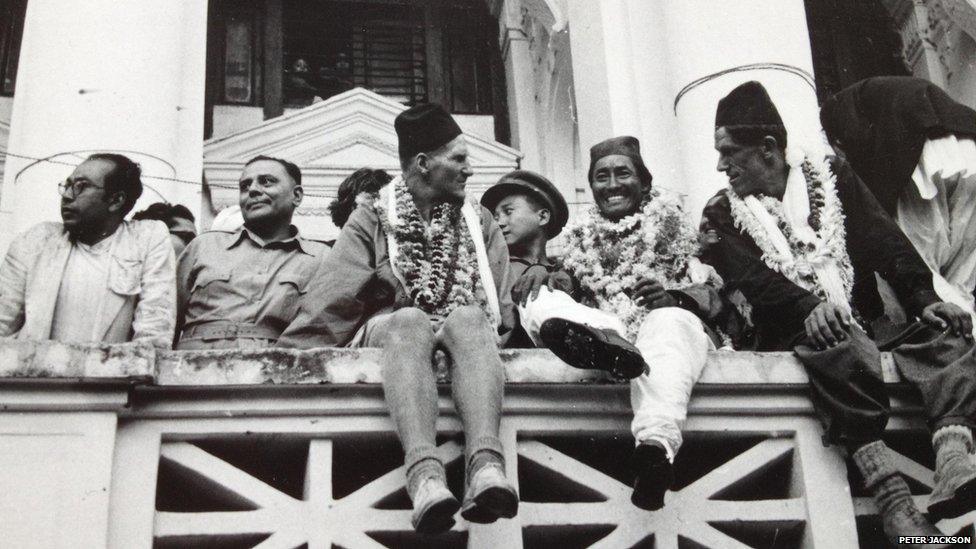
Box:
[363,179,491,323]
[561,189,701,340]
[726,153,855,305]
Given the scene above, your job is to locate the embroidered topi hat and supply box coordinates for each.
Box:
[587,136,653,189]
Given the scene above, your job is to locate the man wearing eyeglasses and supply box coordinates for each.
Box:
[0,153,176,349]
[174,155,328,350]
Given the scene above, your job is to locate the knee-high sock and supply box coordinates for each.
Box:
[439,305,505,463]
[376,309,439,468]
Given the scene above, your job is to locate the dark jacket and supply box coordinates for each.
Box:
[700,156,939,350]
[820,76,976,216]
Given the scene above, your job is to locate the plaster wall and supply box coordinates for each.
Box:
[0,0,208,254]
[659,0,823,221]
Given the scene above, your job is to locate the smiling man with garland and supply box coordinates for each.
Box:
[279,104,518,534]
[701,81,976,546]
[517,136,726,512]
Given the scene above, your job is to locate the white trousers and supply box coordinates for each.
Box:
[520,287,712,461]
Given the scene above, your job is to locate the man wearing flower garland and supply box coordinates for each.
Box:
[279,104,518,534]
[488,137,723,511]
[480,169,649,379]
[701,80,976,545]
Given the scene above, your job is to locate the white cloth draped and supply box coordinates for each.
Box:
[742,150,852,316]
[899,135,976,323]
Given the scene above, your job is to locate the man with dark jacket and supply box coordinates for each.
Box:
[702,81,976,547]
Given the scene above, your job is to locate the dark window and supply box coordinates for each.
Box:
[212,0,264,106]
[282,1,427,108]
[206,0,505,127]
[441,4,497,114]
[0,0,27,96]
[279,0,500,113]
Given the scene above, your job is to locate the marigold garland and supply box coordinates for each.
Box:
[726,153,855,305]
[365,179,491,323]
[561,189,702,340]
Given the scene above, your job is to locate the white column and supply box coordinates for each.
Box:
[563,0,683,202]
[564,0,614,183]
[498,2,543,173]
[660,0,824,220]
[0,0,208,253]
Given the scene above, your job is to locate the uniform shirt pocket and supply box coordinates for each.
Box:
[109,257,143,296]
[278,271,309,296]
[191,269,233,294]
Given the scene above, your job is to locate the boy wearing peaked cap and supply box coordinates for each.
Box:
[481,169,649,379]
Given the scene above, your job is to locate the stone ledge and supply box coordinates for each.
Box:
[0,339,155,380]
[154,347,902,386]
[0,340,903,386]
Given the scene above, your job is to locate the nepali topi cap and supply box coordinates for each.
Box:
[395,103,463,159]
[587,136,653,188]
[480,170,569,238]
[715,80,785,131]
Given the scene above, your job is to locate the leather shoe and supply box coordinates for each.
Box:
[631,442,674,511]
[539,318,649,379]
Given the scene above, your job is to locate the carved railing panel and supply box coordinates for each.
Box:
[155,438,468,548]
[138,419,870,548]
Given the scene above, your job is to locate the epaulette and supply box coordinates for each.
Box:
[299,238,332,255]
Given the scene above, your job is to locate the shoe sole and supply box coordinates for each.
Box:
[413,496,461,535]
[460,485,519,524]
[539,318,647,380]
[928,475,976,521]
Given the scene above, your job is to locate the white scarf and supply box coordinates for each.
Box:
[736,148,853,315]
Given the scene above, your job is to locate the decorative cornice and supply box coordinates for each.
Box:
[939,0,976,43]
[523,0,568,34]
[204,87,520,166]
[297,132,401,165]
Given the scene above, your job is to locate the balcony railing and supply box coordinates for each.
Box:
[0,339,973,548]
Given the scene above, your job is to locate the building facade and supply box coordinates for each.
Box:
[1,0,975,248]
[2,2,976,548]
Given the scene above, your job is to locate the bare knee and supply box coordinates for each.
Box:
[442,305,492,337]
[385,307,435,348]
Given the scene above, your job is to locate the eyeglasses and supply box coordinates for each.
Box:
[58,180,104,199]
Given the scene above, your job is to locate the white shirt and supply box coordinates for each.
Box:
[50,232,116,343]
